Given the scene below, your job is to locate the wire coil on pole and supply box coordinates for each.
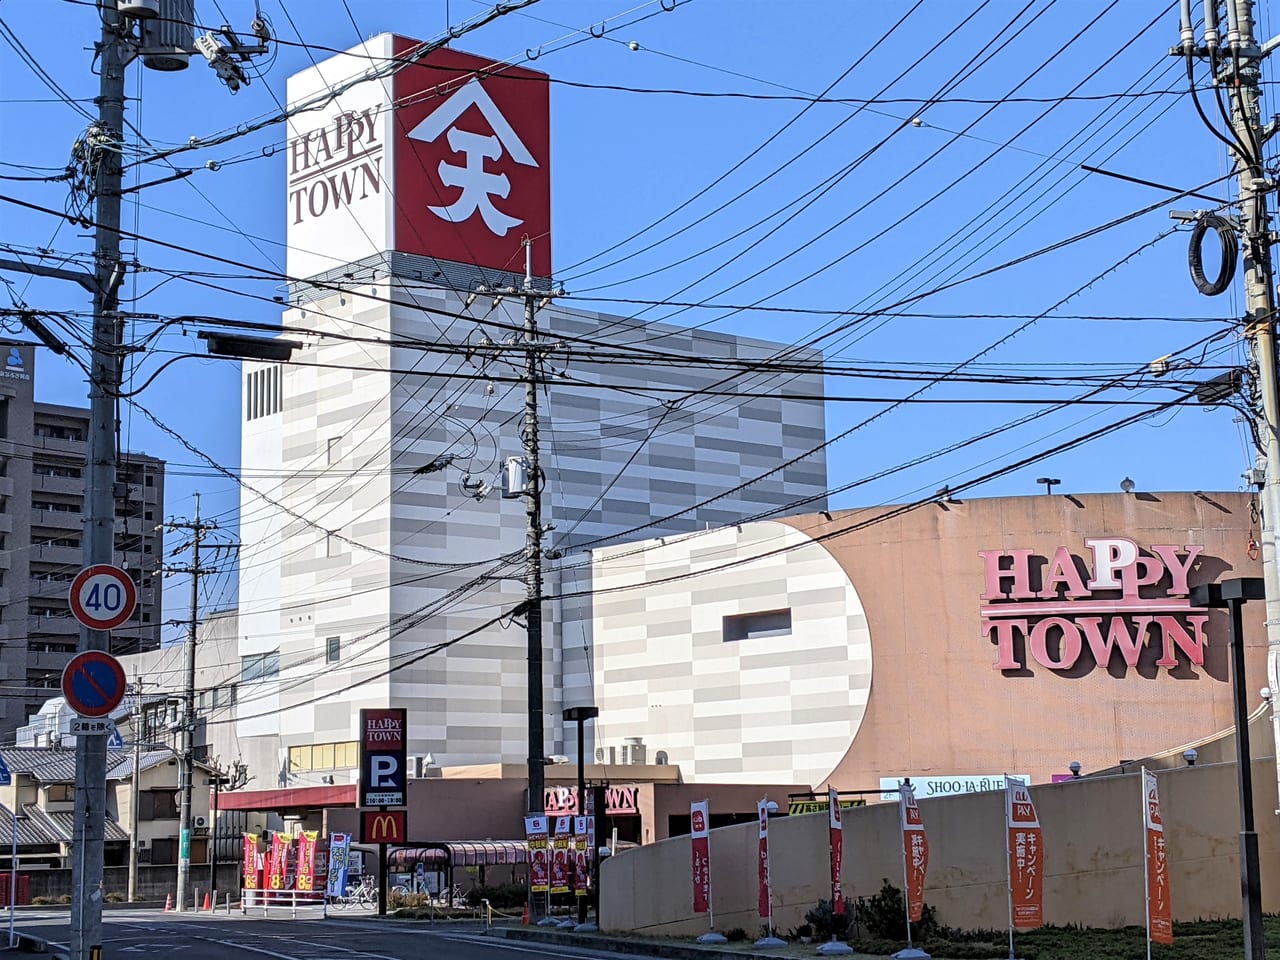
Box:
[1187,213,1238,296]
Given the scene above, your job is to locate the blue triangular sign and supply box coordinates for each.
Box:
[0,751,10,786]
[107,727,123,750]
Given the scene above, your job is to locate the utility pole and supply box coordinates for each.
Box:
[476,240,562,919]
[70,2,127,956]
[1177,3,1278,958]
[162,495,221,913]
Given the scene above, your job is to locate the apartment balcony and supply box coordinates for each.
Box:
[0,514,13,535]
[0,476,14,498]
[29,543,83,568]
[0,586,10,605]
[28,577,72,600]
[31,507,83,530]
[28,615,78,638]
[35,436,87,456]
[27,648,74,674]
[31,474,82,497]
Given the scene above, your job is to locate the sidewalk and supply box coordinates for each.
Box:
[489,924,884,960]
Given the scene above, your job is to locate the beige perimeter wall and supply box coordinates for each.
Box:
[601,752,1280,935]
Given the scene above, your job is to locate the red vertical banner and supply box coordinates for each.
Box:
[828,787,844,914]
[1144,769,1173,945]
[690,800,711,914]
[295,831,318,892]
[551,816,571,894]
[268,832,290,891]
[757,798,771,919]
[242,834,260,890]
[1006,778,1044,929]
[525,815,550,893]
[899,782,929,922]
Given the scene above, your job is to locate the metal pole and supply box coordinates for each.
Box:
[899,789,913,951]
[176,495,201,911]
[209,775,220,905]
[72,2,126,956]
[576,720,587,926]
[1228,596,1265,960]
[1141,767,1152,960]
[127,728,139,904]
[9,805,17,948]
[1003,779,1015,960]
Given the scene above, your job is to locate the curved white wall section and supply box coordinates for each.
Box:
[590,521,871,785]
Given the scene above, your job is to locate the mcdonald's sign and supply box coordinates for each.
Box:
[361,809,406,844]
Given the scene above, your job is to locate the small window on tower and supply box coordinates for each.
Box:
[326,635,340,663]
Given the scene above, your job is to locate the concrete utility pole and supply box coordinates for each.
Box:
[476,241,562,919]
[1177,3,1279,958]
[162,495,221,913]
[70,3,127,956]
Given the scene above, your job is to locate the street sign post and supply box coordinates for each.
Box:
[61,651,127,719]
[68,565,137,632]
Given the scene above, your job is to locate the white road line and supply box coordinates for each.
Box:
[194,934,402,960]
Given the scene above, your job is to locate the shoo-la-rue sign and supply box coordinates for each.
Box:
[980,538,1208,673]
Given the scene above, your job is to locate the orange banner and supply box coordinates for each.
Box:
[1005,778,1044,929]
[295,831,317,892]
[551,816,571,894]
[899,782,928,922]
[242,834,259,890]
[525,815,550,893]
[1144,770,1173,945]
[267,832,290,891]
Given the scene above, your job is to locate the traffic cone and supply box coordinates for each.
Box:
[202,891,212,912]
[163,893,172,912]
[521,902,529,926]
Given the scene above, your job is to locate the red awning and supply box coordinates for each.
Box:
[212,784,357,811]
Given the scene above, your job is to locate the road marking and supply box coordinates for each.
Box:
[194,935,401,960]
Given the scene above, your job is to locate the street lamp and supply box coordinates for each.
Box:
[206,773,232,906]
[1183,749,1198,767]
[1189,576,1265,960]
[562,706,599,930]
[1068,761,1081,779]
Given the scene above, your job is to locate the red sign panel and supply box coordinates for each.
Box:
[1006,779,1044,929]
[829,786,844,914]
[392,41,551,277]
[690,800,710,914]
[899,783,929,923]
[1144,770,1173,945]
[757,799,771,920]
[361,809,406,844]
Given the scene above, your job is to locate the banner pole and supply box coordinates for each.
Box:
[1003,776,1015,960]
[1141,767,1152,960]
[899,786,913,951]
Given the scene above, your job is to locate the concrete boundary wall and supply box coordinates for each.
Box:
[600,759,1280,935]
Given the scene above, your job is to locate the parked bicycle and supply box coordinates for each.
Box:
[329,875,378,909]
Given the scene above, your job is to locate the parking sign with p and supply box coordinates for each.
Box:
[358,707,407,807]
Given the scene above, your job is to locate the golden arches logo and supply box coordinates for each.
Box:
[367,813,400,842]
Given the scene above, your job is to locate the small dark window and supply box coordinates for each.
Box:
[723,608,793,642]
[326,635,340,663]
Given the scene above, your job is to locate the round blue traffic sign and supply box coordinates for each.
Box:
[61,650,127,718]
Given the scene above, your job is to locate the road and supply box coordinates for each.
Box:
[5,909,631,960]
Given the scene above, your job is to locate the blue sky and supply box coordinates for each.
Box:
[0,0,1270,623]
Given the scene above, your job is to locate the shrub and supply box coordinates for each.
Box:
[787,922,814,941]
[854,878,938,941]
[470,882,527,909]
[31,896,53,906]
[805,897,855,941]
[57,894,72,905]
[724,927,748,942]
[105,892,125,903]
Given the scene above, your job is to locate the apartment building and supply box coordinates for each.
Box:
[0,345,165,739]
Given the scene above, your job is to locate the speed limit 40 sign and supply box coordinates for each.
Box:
[68,564,137,631]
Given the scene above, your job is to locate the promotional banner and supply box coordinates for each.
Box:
[268,832,290,891]
[690,800,711,914]
[358,707,407,807]
[899,781,929,922]
[295,831,318,892]
[525,815,549,893]
[242,834,260,890]
[1144,769,1173,945]
[1005,778,1044,929]
[326,833,351,898]
[829,786,844,914]
[573,815,590,898]
[551,816,571,894]
[757,798,771,919]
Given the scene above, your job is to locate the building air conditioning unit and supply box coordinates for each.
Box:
[618,737,646,766]
[594,746,616,765]
[193,815,209,830]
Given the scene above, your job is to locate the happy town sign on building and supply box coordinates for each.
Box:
[980,538,1209,673]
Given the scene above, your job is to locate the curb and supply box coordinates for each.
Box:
[2,933,70,958]
[492,926,798,960]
